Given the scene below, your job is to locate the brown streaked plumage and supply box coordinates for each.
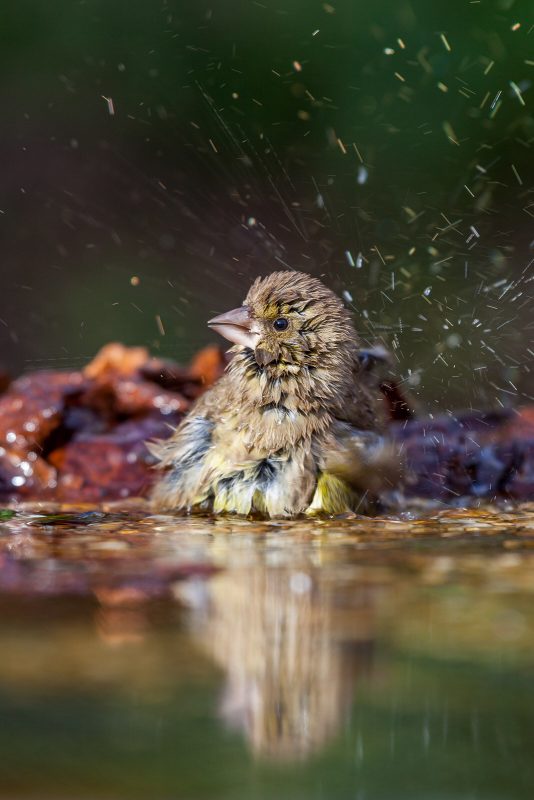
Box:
[150,271,399,517]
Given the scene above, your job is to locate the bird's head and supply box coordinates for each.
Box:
[208,271,359,373]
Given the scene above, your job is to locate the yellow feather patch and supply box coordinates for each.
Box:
[252,489,268,514]
[306,472,358,515]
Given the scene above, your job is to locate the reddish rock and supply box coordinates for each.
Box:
[189,345,228,387]
[0,370,88,497]
[50,416,180,502]
[0,343,222,502]
[394,408,534,502]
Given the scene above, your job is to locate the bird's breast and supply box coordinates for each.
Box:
[214,403,327,458]
[206,445,317,517]
[202,394,331,515]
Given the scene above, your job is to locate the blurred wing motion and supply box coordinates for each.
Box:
[306,422,403,515]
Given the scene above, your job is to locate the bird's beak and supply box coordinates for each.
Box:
[207,305,260,349]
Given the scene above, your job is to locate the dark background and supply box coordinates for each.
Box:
[1,0,532,412]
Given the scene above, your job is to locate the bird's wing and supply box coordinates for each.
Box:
[149,411,215,510]
[327,345,390,431]
[318,420,402,497]
[149,376,231,510]
[331,382,385,431]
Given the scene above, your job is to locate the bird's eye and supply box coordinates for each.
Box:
[273,317,289,331]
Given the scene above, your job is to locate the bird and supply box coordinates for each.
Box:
[150,271,400,517]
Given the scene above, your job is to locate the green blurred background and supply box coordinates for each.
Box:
[0,0,532,411]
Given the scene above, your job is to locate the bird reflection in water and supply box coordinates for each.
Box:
[181,563,380,760]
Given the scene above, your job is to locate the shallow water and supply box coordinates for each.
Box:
[1,503,534,799]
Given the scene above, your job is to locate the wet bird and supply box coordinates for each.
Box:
[151,271,399,517]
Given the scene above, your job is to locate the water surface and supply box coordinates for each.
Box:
[1,503,534,799]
